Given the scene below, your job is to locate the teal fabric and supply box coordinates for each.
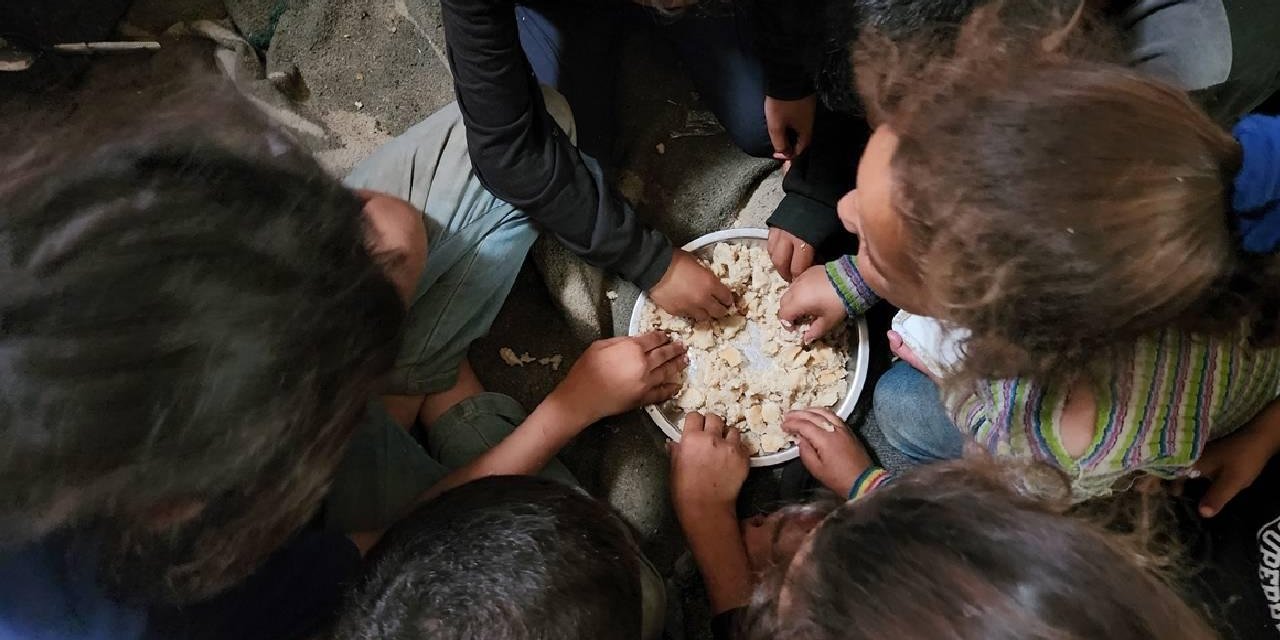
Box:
[324,393,576,532]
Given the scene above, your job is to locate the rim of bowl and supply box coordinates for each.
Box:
[627,228,871,467]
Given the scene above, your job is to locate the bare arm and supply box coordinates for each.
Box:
[680,503,754,614]
[417,332,686,502]
[670,413,754,615]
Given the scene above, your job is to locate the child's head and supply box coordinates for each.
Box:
[336,476,658,640]
[745,461,1215,639]
[0,84,406,603]
[844,6,1271,379]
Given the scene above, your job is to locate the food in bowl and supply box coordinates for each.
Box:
[640,242,850,455]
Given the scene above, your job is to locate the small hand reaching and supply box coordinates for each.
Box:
[778,264,847,344]
[649,249,735,322]
[782,408,871,497]
[767,227,816,282]
[1188,424,1278,518]
[669,412,754,615]
[548,331,687,427]
[670,412,751,515]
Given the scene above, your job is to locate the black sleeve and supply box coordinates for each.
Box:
[145,530,363,640]
[766,108,869,257]
[711,606,746,640]
[749,0,821,100]
[439,0,673,290]
[1178,456,1280,640]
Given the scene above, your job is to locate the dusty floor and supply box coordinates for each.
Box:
[0,1,910,636]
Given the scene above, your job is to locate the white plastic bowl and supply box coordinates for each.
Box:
[628,228,870,467]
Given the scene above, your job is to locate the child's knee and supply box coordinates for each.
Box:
[872,362,961,462]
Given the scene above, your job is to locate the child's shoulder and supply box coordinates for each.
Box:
[959,328,1280,499]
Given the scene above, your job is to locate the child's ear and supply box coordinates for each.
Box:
[358,193,428,303]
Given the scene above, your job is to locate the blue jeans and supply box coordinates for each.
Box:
[516,1,772,159]
[872,361,967,463]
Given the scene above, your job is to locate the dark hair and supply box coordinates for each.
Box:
[745,460,1217,639]
[853,4,1272,382]
[0,82,404,603]
[335,476,644,640]
[817,0,1084,112]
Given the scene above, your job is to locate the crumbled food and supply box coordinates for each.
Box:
[499,347,523,367]
[642,242,850,455]
[501,348,563,371]
[606,290,619,300]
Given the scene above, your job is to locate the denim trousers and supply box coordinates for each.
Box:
[872,360,968,463]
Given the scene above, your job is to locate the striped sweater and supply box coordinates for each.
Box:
[826,255,1280,500]
[953,330,1280,498]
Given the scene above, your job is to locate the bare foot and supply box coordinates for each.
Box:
[419,358,485,428]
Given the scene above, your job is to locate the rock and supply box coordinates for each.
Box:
[266,62,308,101]
[266,0,456,173]
[531,238,611,343]
[733,168,783,228]
[224,0,286,49]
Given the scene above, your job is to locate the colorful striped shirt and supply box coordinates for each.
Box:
[848,466,893,500]
[825,255,1280,501]
[826,255,881,316]
[950,329,1280,499]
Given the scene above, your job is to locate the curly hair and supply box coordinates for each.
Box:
[0,80,404,603]
[852,2,1274,382]
[743,459,1215,639]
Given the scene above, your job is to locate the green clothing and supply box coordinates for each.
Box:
[325,393,575,532]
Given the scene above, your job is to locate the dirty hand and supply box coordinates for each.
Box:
[767,227,816,282]
[670,412,751,514]
[549,331,687,426]
[778,264,846,344]
[764,94,817,160]
[782,408,870,496]
[1188,405,1280,517]
[648,249,735,322]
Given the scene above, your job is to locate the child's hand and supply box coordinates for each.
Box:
[782,408,871,496]
[767,227,816,282]
[548,331,686,426]
[764,94,817,160]
[1190,402,1280,517]
[648,249,735,322]
[887,330,940,384]
[778,265,847,344]
[670,413,751,515]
